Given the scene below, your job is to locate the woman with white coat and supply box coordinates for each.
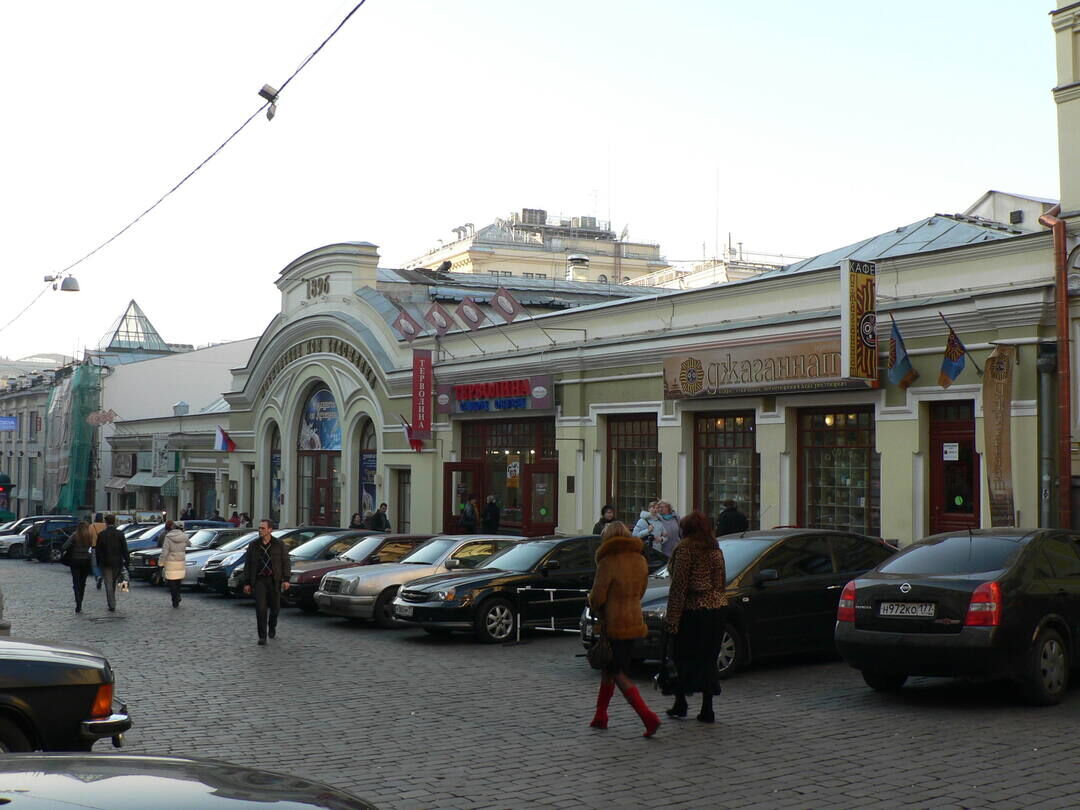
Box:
[631,501,663,552]
[159,520,189,608]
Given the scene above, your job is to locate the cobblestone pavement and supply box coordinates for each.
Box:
[4,559,1080,809]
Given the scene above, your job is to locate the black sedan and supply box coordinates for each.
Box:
[0,637,131,751]
[394,535,668,643]
[0,754,375,809]
[836,528,1080,705]
[581,529,896,676]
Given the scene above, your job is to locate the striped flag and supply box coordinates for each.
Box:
[214,426,236,453]
[938,326,966,389]
[887,317,919,389]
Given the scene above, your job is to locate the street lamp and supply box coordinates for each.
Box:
[43,275,80,292]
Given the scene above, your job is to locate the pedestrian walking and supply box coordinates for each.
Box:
[348,512,365,530]
[211,510,224,522]
[482,495,501,533]
[715,499,749,536]
[664,511,727,724]
[587,521,660,737]
[592,504,617,536]
[181,503,196,520]
[459,495,478,533]
[655,500,682,557]
[228,511,242,527]
[367,502,392,532]
[242,519,291,645]
[89,512,106,590]
[159,520,189,608]
[631,501,662,550]
[61,521,94,613]
[95,515,130,613]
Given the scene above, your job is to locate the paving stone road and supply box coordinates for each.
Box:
[4,559,1080,809]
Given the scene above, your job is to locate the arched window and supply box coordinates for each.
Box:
[597,274,608,284]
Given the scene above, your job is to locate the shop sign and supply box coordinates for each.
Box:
[360,451,377,514]
[841,259,878,380]
[0,417,15,432]
[257,338,379,404]
[299,389,342,451]
[112,452,134,477]
[412,349,432,439]
[152,434,170,477]
[506,459,520,488]
[436,375,553,414]
[663,338,869,399]
[942,443,959,462]
[983,345,1016,526]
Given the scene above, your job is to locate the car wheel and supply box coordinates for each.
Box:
[373,587,400,629]
[475,597,515,643]
[48,546,63,563]
[7,544,21,559]
[716,623,746,679]
[1023,627,1069,706]
[861,670,908,692]
[0,717,32,753]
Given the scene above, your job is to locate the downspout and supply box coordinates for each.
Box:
[1038,204,1073,528]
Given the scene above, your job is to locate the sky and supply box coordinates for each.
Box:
[0,1,1061,361]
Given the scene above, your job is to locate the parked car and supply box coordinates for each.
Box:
[835,528,1080,705]
[0,637,131,751]
[200,526,325,595]
[286,533,431,611]
[26,518,80,563]
[178,519,234,531]
[0,754,375,808]
[129,528,249,584]
[224,530,381,597]
[0,519,70,559]
[120,522,154,538]
[185,530,260,588]
[396,535,668,643]
[580,529,896,676]
[0,514,70,545]
[315,534,522,628]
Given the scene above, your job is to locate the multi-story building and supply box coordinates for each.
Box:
[0,370,55,517]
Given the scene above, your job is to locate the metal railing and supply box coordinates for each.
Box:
[512,586,590,644]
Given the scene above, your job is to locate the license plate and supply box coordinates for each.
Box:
[395,604,413,617]
[879,601,935,618]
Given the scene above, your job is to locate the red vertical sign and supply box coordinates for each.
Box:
[412,349,433,439]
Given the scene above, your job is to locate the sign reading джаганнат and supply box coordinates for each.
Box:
[663,337,873,399]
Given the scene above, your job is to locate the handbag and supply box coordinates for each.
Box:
[59,544,73,567]
[654,630,680,695]
[586,627,613,670]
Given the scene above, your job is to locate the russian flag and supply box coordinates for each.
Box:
[214,426,236,453]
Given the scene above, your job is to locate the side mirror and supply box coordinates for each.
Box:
[542,559,561,572]
[445,558,462,570]
[368,555,381,564]
[753,568,779,586]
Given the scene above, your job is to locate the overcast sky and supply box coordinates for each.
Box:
[0,1,1060,362]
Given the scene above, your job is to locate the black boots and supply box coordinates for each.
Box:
[666,694,688,718]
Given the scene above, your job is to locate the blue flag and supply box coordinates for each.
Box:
[939,327,966,388]
[887,319,918,389]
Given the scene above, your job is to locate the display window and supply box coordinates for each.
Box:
[296,387,341,526]
[798,407,880,535]
[694,412,759,529]
[606,415,659,524]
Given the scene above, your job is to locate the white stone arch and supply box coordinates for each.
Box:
[253,411,283,526]
[341,405,381,523]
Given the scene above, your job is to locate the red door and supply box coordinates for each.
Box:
[929,402,979,534]
[522,462,558,536]
[443,462,484,533]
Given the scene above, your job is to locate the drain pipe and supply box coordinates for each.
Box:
[1038,348,1057,528]
[1038,204,1073,529]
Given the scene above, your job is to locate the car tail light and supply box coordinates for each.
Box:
[964,582,1002,627]
[90,683,114,719]
[837,581,856,622]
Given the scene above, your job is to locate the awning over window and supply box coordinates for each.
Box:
[126,472,176,489]
[104,478,130,491]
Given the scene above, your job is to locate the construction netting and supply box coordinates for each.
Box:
[44,363,101,515]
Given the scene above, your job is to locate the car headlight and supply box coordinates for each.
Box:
[185,558,199,566]
[434,589,455,602]
[222,552,242,566]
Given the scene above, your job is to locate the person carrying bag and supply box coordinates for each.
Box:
[61,522,94,613]
[586,521,660,738]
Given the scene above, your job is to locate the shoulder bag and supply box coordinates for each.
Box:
[586,607,613,670]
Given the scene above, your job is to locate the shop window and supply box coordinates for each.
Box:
[798,408,880,535]
[607,414,659,524]
[695,413,759,529]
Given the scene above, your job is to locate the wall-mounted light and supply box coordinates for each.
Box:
[824,414,835,427]
[259,84,279,121]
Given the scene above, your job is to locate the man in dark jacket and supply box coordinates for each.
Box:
[242,520,291,645]
[95,515,130,612]
[715,500,749,536]
[367,503,391,532]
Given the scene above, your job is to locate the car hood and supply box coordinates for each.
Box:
[185,549,220,563]
[320,561,445,593]
[0,753,375,809]
[291,559,360,578]
[404,567,531,592]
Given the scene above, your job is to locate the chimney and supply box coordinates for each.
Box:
[173,401,189,417]
[566,254,589,282]
[1051,5,1080,215]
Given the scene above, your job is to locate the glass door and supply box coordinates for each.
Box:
[523,462,558,536]
[442,462,484,533]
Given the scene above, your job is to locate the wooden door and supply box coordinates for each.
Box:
[523,462,558,536]
[930,402,979,534]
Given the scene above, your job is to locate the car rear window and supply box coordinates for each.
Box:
[877,535,1023,575]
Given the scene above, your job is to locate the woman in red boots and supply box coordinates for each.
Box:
[587,521,660,737]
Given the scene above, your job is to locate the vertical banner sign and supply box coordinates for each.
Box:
[412,349,433,439]
[983,345,1016,527]
[841,259,878,380]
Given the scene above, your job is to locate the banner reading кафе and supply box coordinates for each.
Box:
[841,259,878,381]
[663,337,873,399]
[983,345,1016,527]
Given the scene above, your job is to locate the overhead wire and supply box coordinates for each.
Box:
[0,0,369,337]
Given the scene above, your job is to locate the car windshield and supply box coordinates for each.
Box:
[342,536,384,562]
[400,538,457,564]
[718,538,778,579]
[290,535,343,560]
[218,531,259,552]
[877,534,1025,576]
[0,522,13,532]
[187,530,220,549]
[484,542,556,572]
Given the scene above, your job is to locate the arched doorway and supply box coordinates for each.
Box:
[358,419,377,518]
[268,424,281,527]
[297,386,342,526]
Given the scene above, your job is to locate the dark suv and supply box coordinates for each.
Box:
[26,518,79,563]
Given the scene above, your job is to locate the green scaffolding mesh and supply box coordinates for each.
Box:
[44,364,101,515]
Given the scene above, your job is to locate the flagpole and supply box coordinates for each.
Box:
[937,311,983,375]
[516,303,558,346]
